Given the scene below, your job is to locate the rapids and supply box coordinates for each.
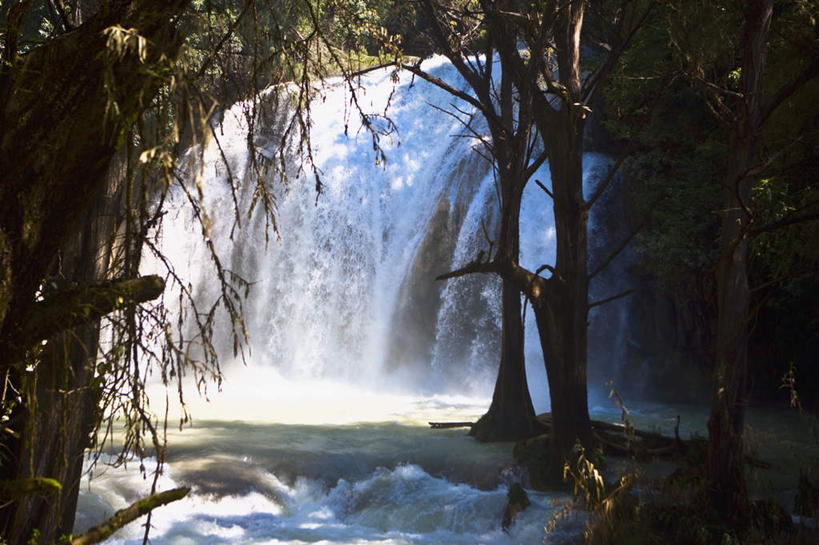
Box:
[74,400,586,545]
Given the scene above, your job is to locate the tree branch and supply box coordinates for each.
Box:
[583,1,656,104]
[436,260,501,281]
[760,58,819,125]
[523,149,549,181]
[347,60,400,79]
[424,100,495,157]
[750,212,819,236]
[534,179,553,199]
[584,149,630,211]
[2,0,36,68]
[399,62,491,122]
[70,487,190,545]
[437,259,549,302]
[588,289,635,310]
[588,224,643,281]
[416,0,502,127]
[21,275,165,348]
[534,263,556,276]
[48,0,73,33]
[0,477,61,500]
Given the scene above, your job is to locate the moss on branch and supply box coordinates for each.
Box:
[20,275,165,348]
[0,477,61,500]
[67,486,189,545]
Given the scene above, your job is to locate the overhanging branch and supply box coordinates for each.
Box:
[70,487,190,545]
[436,260,501,281]
[21,275,165,348]
[399,62,491,122]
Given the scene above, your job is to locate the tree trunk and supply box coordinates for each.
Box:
[706,0,772,522]
[1,168,126,544]
[0,3,188,543]
[471,165,539,441]
[534,125,593,475]
[466,12,540,442]
[0,0,187,360]
[530,0,594,477]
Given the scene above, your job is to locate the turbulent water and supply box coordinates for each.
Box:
[77,58,632,544]
[75,410,585,545]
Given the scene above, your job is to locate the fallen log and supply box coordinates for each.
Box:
[536,413,679,445]
[429,421,475,429]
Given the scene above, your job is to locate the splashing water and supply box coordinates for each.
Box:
[143,56,612,418]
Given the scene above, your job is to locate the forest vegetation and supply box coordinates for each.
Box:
[0,0,817,544]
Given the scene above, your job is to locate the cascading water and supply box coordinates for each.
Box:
[148,56,612,408]
[77,58,620,544]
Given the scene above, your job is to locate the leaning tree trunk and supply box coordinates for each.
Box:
[706,0,772,522]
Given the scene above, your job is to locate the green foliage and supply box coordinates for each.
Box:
[0,477,61,500]
[563,441,607,509]
[602,0,819,404]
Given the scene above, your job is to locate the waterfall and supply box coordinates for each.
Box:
[78,57,644,545]
[145,57,612,414]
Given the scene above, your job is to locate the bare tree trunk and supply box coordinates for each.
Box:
[471,176,539,441]
[530,0,594,475]
[463,3,540,442]
[706,0,772,521]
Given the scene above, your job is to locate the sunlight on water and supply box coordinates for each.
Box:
[149,365,491,426]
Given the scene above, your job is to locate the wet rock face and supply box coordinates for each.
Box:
[585,166,712,405]
[386,195,455,374]
[384,151,500,387]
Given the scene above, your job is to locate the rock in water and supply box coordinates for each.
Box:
[502,482,530,532]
